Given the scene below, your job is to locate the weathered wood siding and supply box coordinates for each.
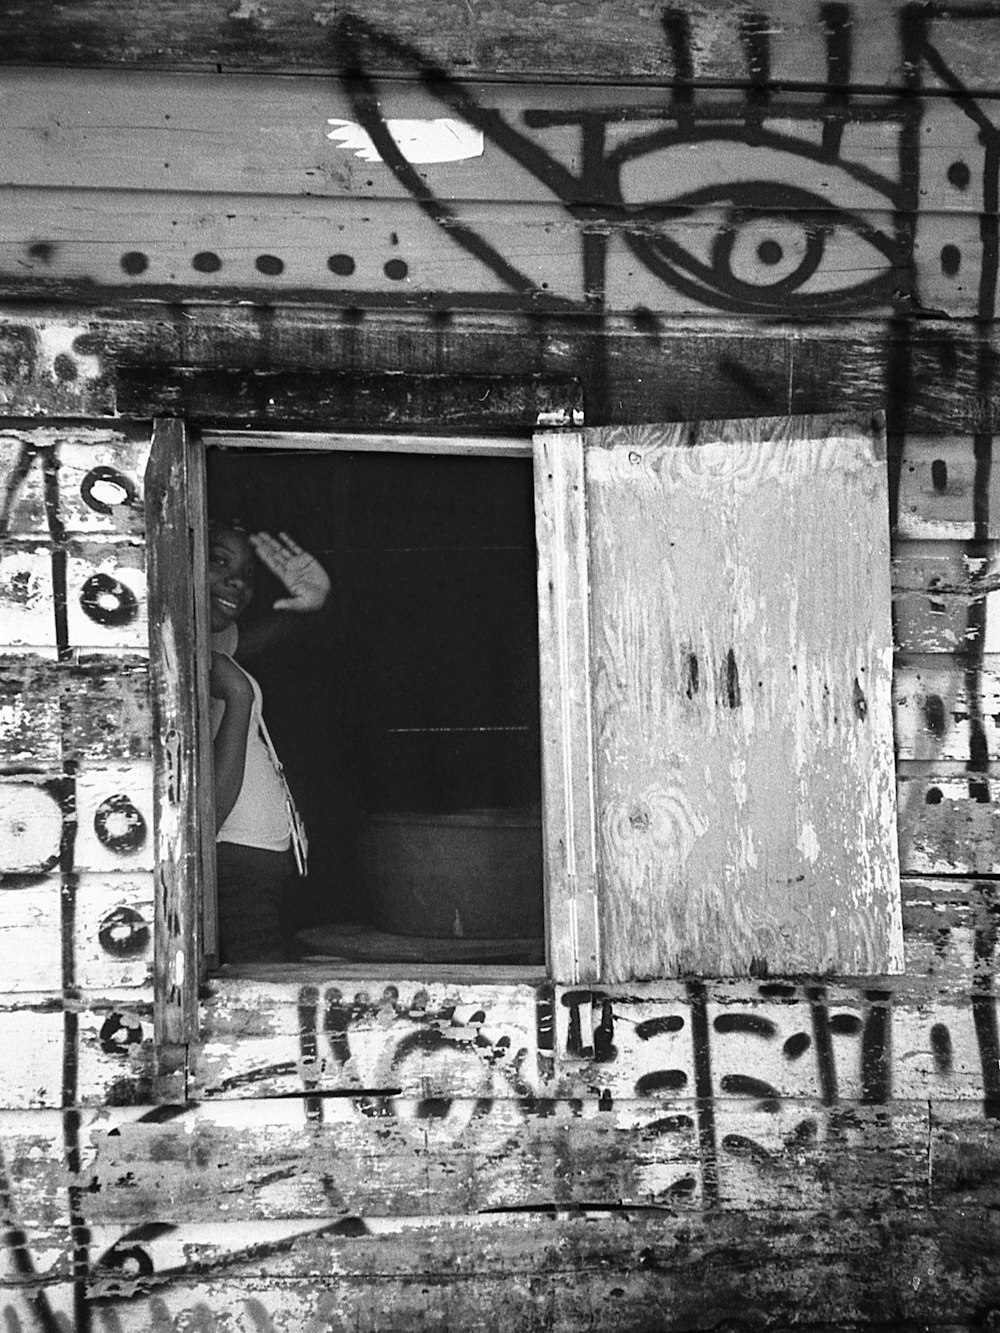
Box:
[1,0,1000,1328]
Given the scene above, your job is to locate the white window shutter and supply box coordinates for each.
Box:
[535,413,902,982]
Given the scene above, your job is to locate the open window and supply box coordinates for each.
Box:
[147,413,902,1046]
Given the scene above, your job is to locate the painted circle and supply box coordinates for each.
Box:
[0,785,63,874]
[719,217,815,290]
[94,794,148,854]
[757,238,784,266]
[947,160,971,191]
[53,354,78,382]
[383,258,409,281]
[99,1011,144,1054]
[192,251,222,273]
[255,253,284,276]
[80,573,139,627]
[98,906,151,958]
[940,243,961,276]
[99,1245,155,1277]
[80,466,135,515]
[328,253,356,276]
[120,251,149,276]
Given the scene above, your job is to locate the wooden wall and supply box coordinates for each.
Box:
[1,1,1000,1328]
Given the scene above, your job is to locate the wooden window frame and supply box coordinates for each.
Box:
[148,421,592,1047]
[148,412,900,1048]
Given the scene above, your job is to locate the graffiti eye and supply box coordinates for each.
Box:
[620,181,901,315]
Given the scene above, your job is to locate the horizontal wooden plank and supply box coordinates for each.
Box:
[0,188,990,319]
[0,0,998,92]
[7,306,998,436]
[0,997,170,1109]
[930,1103,1000,1208]
[896,441,1000,541]
[897,767,1000,876]
[0,1097,930,1234]
[120,369,583,431]
[0,872,154,995]
[893,657,1000,761]
[184,956,1000,1106]
[0,426,150,539]
[0,539,147,653]
[1,71,996,222]
[69,1207,1000,1327]
[0,765,154,877]
[0,653,151,768]
[0,928,996,1108]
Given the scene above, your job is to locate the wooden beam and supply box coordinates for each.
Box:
[0,0,997,91]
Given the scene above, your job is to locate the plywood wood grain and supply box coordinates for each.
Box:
[584,415,901,979]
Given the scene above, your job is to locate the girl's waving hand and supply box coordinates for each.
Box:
[249,531,331,613]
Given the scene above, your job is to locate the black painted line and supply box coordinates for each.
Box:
[660,8,695,128]
[972,916,1000,1119]
[0,438,38,538]
[807,987,839,1106]
[860,995,892,1106]
[687,980,719,1207]
[0,1139,62,1333]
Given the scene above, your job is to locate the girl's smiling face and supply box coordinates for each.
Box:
[207,527,256,632]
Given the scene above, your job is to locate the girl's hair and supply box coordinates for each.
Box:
[207,517,249,540]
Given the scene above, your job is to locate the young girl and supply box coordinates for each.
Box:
[207,522,330,962]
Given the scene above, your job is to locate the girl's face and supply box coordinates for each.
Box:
[207,528,255,632]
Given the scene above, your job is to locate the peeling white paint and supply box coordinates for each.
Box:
[326,117,484,164]
[798,822,820,865]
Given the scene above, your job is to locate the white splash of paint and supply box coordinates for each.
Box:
[798,822,820,865]
[326,117,484,164]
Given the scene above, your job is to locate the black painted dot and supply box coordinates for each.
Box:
[192,251,222,273]
[328,253,356,276]
[94,794,148,854]
[81,466,135,515]
[80,573,139,627]
[757,238,783,266]
[28,241,55,263]
[828,1014,862,1035]
[930,1022,953,1074]
[98,906,151,958]
[120,251,149,276]
[255,253,284,276]
[931,459,948,492]
[923,692,946,736]
[99,1011,144,1055]
[940,244,961,277]
[53,353,77,382]
[783,1032,812,1060]
[925,786,943,805]
[384,258,409,281]
[947,160,971,191]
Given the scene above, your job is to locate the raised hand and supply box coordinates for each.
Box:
[249,531,330,613]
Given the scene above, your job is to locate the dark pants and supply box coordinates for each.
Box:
[216,842,295,963]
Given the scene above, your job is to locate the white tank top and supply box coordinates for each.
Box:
[210,636,291,853]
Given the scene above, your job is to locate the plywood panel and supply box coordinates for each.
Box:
[583,415,901,979]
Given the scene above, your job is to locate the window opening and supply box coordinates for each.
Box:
[204,444,545,967]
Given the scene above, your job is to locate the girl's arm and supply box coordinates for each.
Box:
[210,652,254,829]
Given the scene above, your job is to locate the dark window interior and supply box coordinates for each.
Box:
[206,446,545,964]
